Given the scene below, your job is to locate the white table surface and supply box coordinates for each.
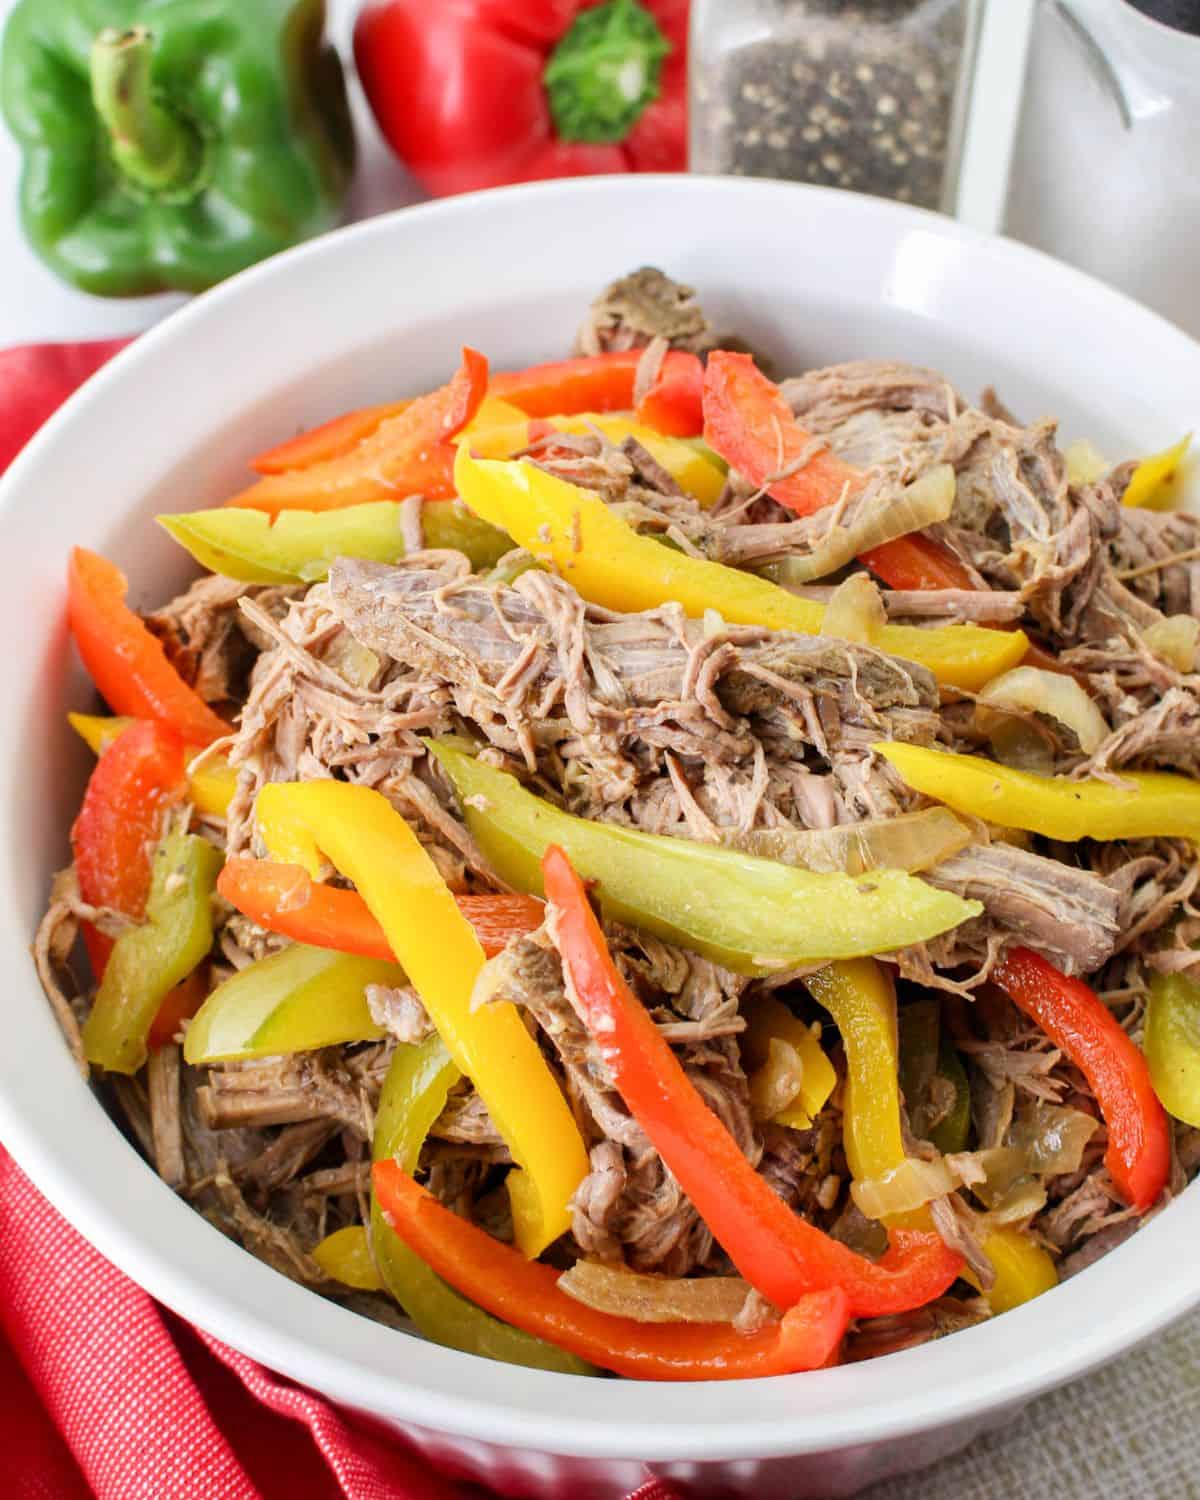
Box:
[3,4,1199,1498]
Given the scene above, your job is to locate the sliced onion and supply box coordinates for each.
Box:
[748,1037,805,1122]
[724,807,971,877]
[983,1178,1048,1227]
[323,632,381,688]
[978,665,1109,754]
[557,1262,755,1324]
[822,571,886,644]
[850,1156,959,1221]
[1143,615,1200,673]
[761,463,957,585]
[967,1146,1027,1209]
[1008,1102,1098,1177]
[1065,439,1110,486]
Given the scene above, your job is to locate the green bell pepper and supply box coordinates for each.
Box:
[371,1035,595,1374]
[1,0,354,296]
[427,740,980,976]
[1145,972,1200,1130]
[184,943,399,1064]
[158,499,510,584]
[898,1000,971,1156]
[83,829,222,1074]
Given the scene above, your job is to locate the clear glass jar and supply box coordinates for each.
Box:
[689,0,980,212]
[1003,0,1200,338]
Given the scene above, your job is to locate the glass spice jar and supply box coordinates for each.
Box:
[689,0,980,212]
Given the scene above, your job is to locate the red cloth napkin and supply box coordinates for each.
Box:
[0,340,684,1500]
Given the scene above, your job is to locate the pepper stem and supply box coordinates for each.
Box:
[543,0,671,146]
[90,26,203,196]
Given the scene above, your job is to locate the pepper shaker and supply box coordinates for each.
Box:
[1004,0,1200,338]
[689,0,981,212]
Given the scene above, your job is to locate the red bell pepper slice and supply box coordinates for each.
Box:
[858,534,975,591]
[250,401,412,474]
[68,549,230,747]
[217,857,545,962]
[994,948,1170,1212]
[490,349,704,436]
[353,1,687,199]
[372,1160,849,1379]
[71,720,187,976]
[541,845,962,1316]
[147,967,209,1051]
[225,349,488,514]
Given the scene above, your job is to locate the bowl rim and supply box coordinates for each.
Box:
[2,173,1199,1463]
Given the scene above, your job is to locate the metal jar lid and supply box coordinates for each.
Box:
[1123,0,1200,34]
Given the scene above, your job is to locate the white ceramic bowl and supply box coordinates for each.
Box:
[2,177,1198,1500]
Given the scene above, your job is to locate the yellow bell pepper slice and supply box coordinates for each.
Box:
[875,742,1200,843]
[805,958,1057,1312]
[254,779,589,1258]
[70,712,237,819]
[1122,434,1192,511]
[460,408,726,507]
[312,1225,385,1292]
[740,992,837,1130]
[804,960,904,1184]
[963,1226,1058,1313]
[453,449,1026,691]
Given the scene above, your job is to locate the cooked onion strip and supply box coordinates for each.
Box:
[978,665,1109,754]
[761,464,956,585]
[557,1262,755,1324]
[1143,615,1200,673]
[822,571,886,644]
[851,1156,959,1221]
[724,807,971,877]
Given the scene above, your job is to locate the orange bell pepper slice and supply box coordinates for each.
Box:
[490,349,704,437]
[70,720,187,976]
[250,401,411,474]
[67,549,229,747]
[541,844,962,1317]
[225,348,488,514]
[217,857,545,962]
[994,948,1170,1213]
[372,1161,850,1380]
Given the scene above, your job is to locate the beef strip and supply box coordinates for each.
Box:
[922,842,1121,976]
[575,267,717,356]
[486,928,759,1275]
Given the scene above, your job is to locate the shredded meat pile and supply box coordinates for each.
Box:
[36,269,1200,1360]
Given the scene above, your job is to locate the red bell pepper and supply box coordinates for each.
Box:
[373,1160,849,1379]
[147,966,209,1051]
[353,0,687,199]
[490,349,705,437]
[251,401,412,474]
[0,338,132,473]
[858,534,975,591]
[541,845,962,1316]
[67,549,228,748]
[217,857,546,962]
[225,349,488,514]
[994,948,1171,1212]
[71,720,187,975]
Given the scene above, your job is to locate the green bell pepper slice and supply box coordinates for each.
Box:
[157,499,510,584]
[1145,972,1200,1129]
[82,829,222,1074]
[427,740,980,976]
[898,999,971,1156]
[184,943,399,1064]
[371,1035,595,1374]
[1,0,354,296]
